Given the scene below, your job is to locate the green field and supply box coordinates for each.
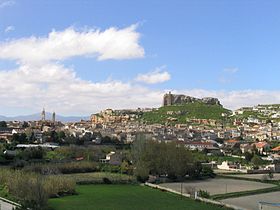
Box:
[140,102,231,124]
[49,185,227,210]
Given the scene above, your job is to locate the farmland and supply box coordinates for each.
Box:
[159,178,275,196]
[49,184,227,210]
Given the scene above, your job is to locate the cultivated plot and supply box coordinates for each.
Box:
[159,178,275,195]
[221,191,280,210]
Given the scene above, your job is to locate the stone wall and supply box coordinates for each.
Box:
[163,92,222,106]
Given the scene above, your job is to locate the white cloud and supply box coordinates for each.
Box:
[172,89,280,110]
[0,24,144,63]
[0,63,164,115]
[0,63,279,115]
[219,67,239,84]
[135,67,171,84]
[0,0,15,8]
[4,25,14,33]
[0,24,148,115]
[224,67,239,74]
[0,25,279,116]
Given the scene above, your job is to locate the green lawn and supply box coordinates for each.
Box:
[49,185,227,210]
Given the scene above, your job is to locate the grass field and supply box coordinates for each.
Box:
[49,185,227,210]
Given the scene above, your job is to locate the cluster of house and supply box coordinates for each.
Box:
[90,108,152,125]
[233,104,280,119]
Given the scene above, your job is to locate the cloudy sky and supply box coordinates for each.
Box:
[1,0,280,116]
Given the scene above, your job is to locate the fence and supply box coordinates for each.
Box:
[144,182,247,210]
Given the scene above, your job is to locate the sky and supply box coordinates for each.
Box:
[1,0,280,116]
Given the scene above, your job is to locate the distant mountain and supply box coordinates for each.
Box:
[0,112,89,122]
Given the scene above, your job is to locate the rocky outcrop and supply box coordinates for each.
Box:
[163,92,222,106]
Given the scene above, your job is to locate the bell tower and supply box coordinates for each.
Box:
[52,111,56,123]
[41,108,46,121]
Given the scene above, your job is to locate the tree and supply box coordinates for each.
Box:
[57,131,66,140]
[19,133,28,144]
[50,131,58,143]
[251,154,263,166]
[132,140,195,181]
[0,121,7,128]
[22,121,29,128]
[244,151,253,161]
[29,132,36,143]
[11,133,20,143]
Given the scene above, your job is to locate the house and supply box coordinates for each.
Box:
[253,142,270,154]
[240,143,253,154]
[217,161,247,172]
[224,139,240,146]
[271,145,280,154]
[100,151,122,165]
[185,141,219,151]
[0,127,13,142]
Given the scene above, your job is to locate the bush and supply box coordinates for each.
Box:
[102,177,112,184]
[269,172,274,179]
[201,166,215,178]
[0,169,76,209]
[23,161,98,175]
[44,175,76,197]
[198,189,210,198]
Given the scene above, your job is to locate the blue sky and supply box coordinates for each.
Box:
[1,0,280,116]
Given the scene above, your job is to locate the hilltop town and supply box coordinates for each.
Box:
[1,93,280,210]
[1,93,280,162]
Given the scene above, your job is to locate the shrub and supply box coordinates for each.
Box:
[102,177,112,184]
[44,175,76,197]
[201,166,215,178]
[0,169,76,209]
[23,161,98,175]
[269,172,274,179]
[198,189,210,198]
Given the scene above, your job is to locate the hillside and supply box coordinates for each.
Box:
[140,102,231,124]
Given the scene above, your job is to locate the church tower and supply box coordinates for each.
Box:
[41,108,46,121]
[52,112,56,123]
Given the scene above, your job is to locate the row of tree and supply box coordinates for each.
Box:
[131,138,212,182]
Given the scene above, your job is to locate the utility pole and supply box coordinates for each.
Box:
[181,183,183,199]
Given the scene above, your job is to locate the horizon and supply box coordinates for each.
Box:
[1,0,280,116]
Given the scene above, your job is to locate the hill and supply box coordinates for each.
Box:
[140,102,231,124]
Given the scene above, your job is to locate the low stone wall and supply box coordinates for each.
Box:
[144,182,191,198]
[0,196,21,208]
